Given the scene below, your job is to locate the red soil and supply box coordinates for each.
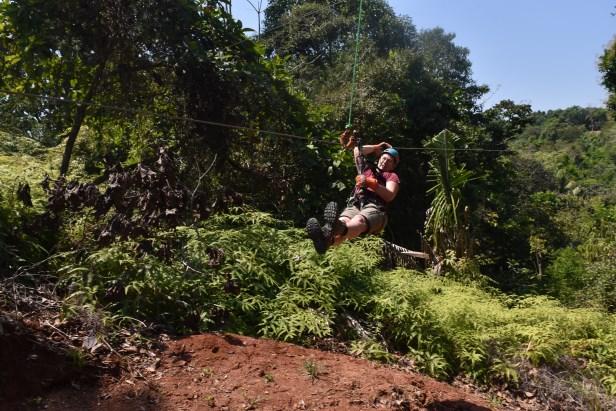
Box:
[2,330,497,411]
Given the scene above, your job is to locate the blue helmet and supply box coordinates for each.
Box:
[382,147,400,164]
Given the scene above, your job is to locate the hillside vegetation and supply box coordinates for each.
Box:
[2,1,616,409]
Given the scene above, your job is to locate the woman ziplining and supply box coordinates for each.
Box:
[304,0,403,254]
[305,129,401,254]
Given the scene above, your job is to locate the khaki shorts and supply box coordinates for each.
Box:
[340,201,388,234]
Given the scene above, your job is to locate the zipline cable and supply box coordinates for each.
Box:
[346,0,364,129]
[0,90,310,141]
[0,89,514,153]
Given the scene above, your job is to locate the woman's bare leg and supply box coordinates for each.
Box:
[332,215,368,246]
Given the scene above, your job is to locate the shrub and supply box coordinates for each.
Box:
[53,210,616,402]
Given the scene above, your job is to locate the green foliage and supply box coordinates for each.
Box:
[59,211,286,333]
[417,28,487,115]
[0,131,48,155]
[56,209,379,337]
[435,291,615,392]
[365,268,616,392]
[491,107,616,300]
[303,359,320,381]
[0,132,63,272]
[600,38,616,111]
[258,231,382,341]
[2,0,616,403]
[512,110,614,191]
[540,198,616,312]
[0,132,63,189]
[424,130,476,257]
[0,0,323,213]
[483,100,533,141]
[478,128,616,310]
[260,0,490,246]
[0,187,45,273]
[350,339,394,363]
[464,156,566,291]
[15,206,610,403]
[545,247,587,303]
[408,348,451,379]
[67,348,88,369]
[263,0,414,62]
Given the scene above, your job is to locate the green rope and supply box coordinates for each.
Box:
[346,0,364,129]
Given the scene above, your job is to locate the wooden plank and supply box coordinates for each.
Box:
[400,251,430,259]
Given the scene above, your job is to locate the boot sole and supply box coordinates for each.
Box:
[306,217,328,254]
[322,201,339,241]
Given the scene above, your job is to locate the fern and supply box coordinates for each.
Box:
[50,210,616,401]
[351,339,394,363]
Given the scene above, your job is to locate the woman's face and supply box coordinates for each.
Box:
[378,153,396,171]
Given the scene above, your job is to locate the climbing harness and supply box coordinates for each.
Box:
[339,128,390,217]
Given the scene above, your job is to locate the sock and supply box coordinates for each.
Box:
[333,220,348,236]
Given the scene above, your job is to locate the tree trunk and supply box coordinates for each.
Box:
[59,61,107,176]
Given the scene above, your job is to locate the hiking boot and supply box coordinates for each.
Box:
[321,201,339,243]
[306,217,329,254]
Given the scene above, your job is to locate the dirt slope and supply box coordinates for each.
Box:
[3,331,496,411]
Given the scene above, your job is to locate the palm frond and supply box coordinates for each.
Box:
[424,130,476,257]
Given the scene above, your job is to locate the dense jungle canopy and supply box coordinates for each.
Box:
[1,0,616,408]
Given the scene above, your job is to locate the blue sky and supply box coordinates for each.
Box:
[231,0,616,111]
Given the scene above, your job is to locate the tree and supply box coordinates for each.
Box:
[0,0,329,223]
[599,37,616,111]
[263,0,416,62]
[483,100,533,144]
[0,0,261,175]
[260,0,497,246]
[424,130,475,258]
[264,2,349,62]
[416,28,487,117]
